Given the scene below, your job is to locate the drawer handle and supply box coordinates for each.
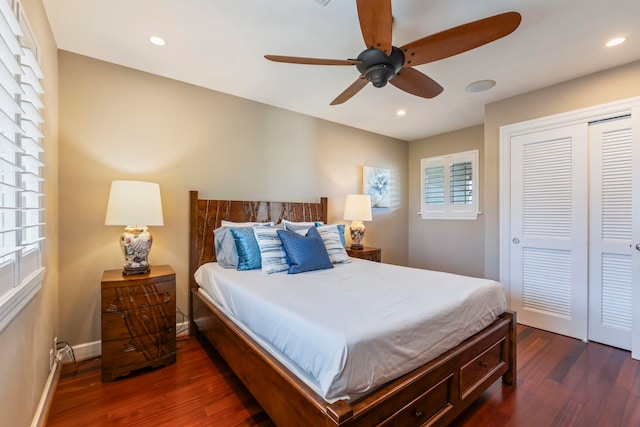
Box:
[414,410,422,419]
[480,361,488,368]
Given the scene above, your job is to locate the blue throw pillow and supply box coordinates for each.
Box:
[277,227,333,274]
[230,228,262,270]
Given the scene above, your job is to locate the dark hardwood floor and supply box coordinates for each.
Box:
[46,325,640,427]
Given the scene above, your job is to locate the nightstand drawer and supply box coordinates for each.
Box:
[101,331,177,382]
[102,329,176,362]
[101,280,175,312]
[101,302,175,341]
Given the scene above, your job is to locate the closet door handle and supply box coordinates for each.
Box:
[636,243,640,251]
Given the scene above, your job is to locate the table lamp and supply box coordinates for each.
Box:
[343,194,372,250]
[105,180,164,275]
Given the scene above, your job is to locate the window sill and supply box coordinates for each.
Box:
[0,267,45,333]
[421,212,479,220]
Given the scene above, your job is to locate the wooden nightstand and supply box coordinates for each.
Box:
[100,265,176,382]
[346,246,382,262]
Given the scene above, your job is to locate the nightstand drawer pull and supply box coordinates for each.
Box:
[123,343,137,352]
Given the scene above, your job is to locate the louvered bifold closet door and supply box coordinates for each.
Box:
[510,124,589,340]
[588,117,634,350]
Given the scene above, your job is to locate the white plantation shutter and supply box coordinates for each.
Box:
[420,149,478,220]
[0,0,45,333]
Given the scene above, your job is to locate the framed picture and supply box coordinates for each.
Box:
[363,166,390,208]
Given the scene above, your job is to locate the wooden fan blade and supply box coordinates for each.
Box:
[390,68,443,99]
[399,12,521,67]
[330,77,368,105]
[264,55,361,66]
[356,0,392,54]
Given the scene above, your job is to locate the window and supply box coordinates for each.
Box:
[0,0,45,333]
[420,150,478,220]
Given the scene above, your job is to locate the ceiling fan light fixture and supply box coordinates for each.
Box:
[465,79,496,93]
[355,47,405,88]
[366,64,396,87]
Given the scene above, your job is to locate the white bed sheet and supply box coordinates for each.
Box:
[194,258,506,402]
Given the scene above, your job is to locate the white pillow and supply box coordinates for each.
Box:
[282,219,317,233]
[316,225,351,264]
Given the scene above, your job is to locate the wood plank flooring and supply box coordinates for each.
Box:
[46,325,640,427]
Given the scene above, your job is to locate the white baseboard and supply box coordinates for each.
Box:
[30,360,61,427]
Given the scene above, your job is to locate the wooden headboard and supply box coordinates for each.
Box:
[188,191,328,291]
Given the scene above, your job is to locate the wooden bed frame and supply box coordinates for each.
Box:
[188,191,516,427]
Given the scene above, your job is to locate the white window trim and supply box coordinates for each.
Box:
[0,0,45,333]
[420,149,479,220]
[0,265,44,332]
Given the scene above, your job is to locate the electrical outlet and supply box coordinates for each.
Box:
[49,349,54,371]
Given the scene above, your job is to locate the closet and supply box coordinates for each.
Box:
[499,98,640,359]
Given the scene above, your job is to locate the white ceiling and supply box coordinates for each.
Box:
[42,0,640,141]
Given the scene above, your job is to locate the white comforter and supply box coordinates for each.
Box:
[194,259,506,402]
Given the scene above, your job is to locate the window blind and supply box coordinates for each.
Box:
[0,0,45,333]
[450,160,473,205]
[424,165,445,205]
[420,150,478,220]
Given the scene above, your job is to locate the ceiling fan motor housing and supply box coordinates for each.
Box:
[356,47,404,87]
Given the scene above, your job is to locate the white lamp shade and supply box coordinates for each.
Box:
[105,180,164,226]
[343,194,372,221]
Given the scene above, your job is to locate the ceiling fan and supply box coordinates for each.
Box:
[265,0,521,105]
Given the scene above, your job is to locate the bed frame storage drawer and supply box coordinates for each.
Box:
[378,374,454,427]
[460,337,506,399]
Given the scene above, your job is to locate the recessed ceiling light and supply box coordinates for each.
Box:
[465,79,496,93]
[149,36,166,46]
[396,109,406,117]
[606,37,626,47]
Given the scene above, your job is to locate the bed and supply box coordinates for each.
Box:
[188,191,516,427]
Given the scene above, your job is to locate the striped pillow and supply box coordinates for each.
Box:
[253,226,304,274]
[316,225,351,264]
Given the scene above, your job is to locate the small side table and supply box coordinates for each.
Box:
[347,246,382,262]
[101,265,176,382]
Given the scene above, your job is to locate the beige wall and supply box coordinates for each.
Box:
[483,60,640,280]
[58,51,409,348]
[0,0,59,425]
[407,125,485,277]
